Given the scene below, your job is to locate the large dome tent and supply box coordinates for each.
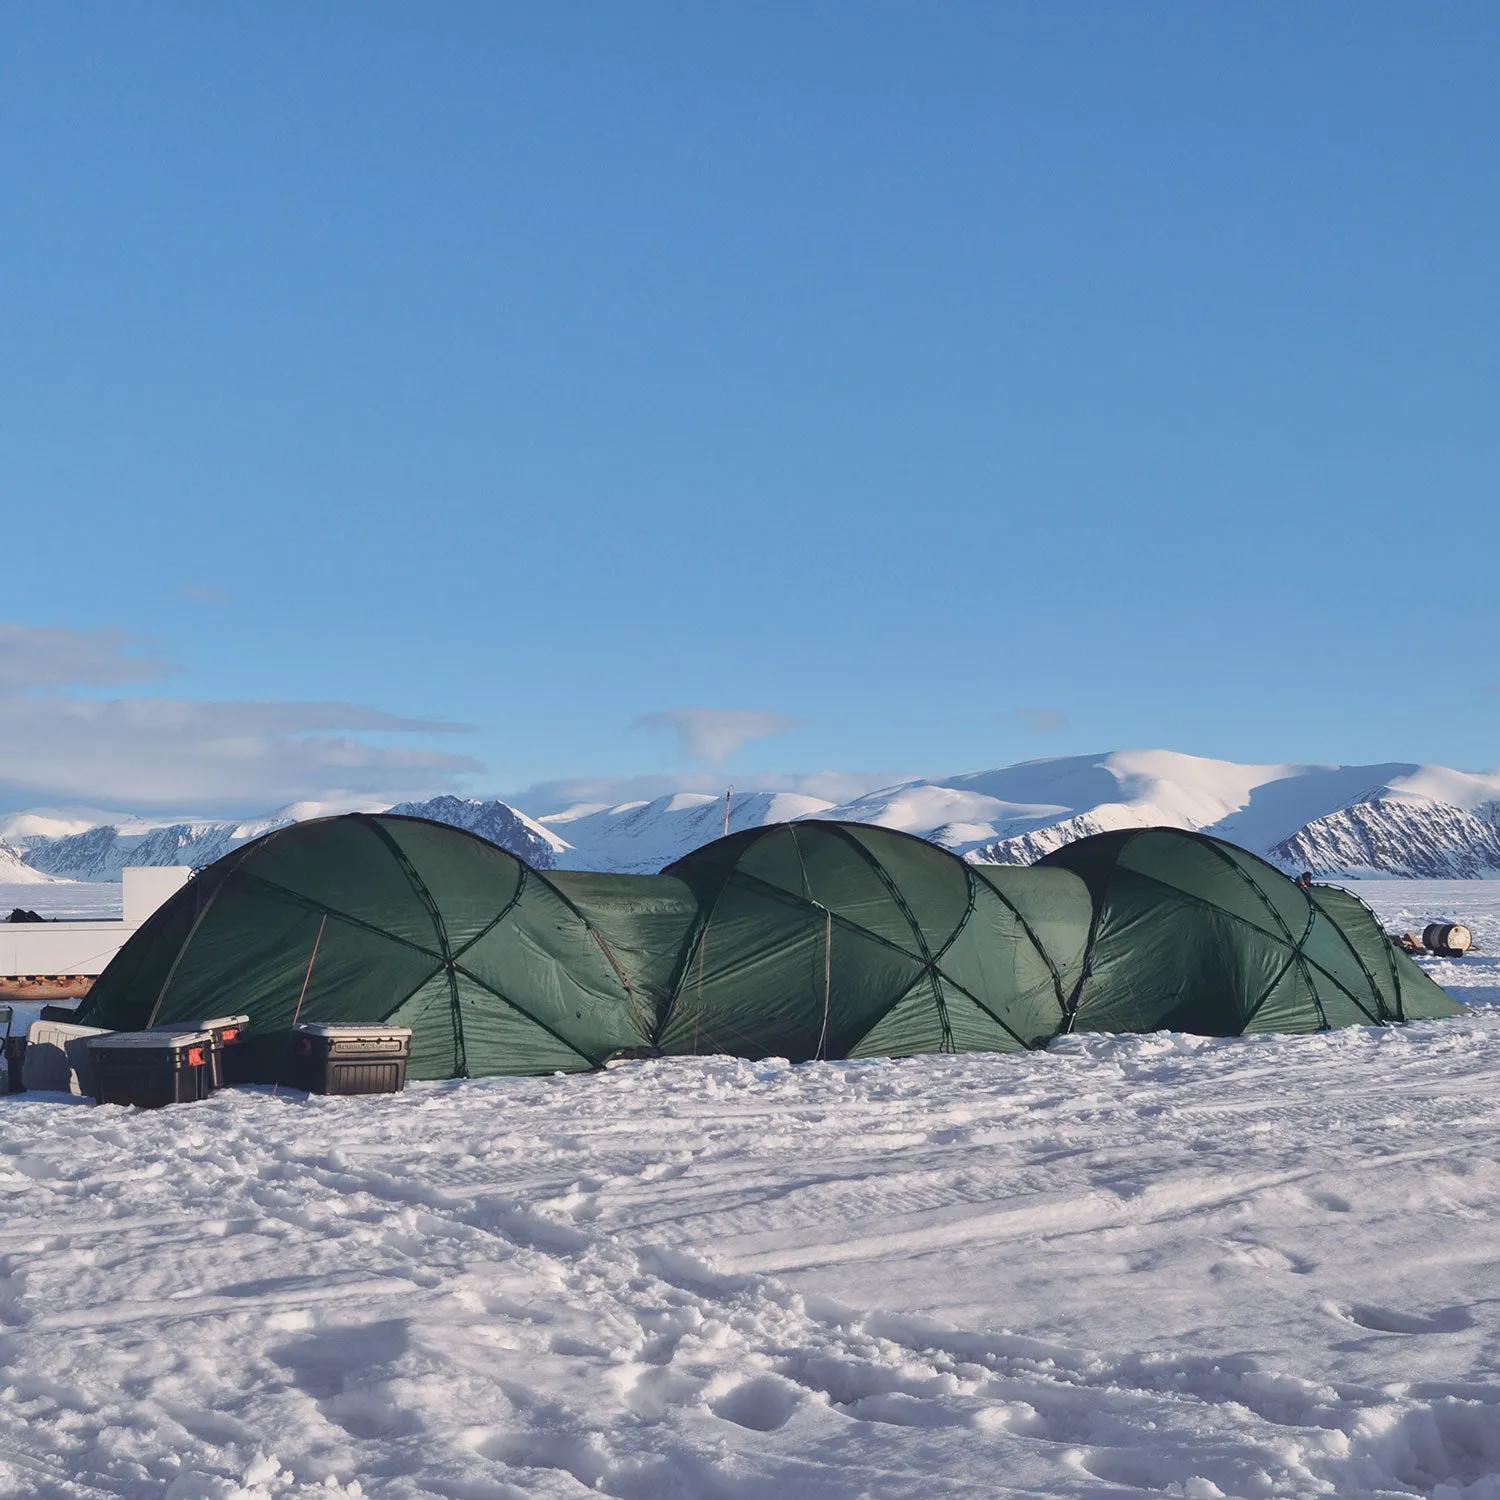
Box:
[1038,827,1462,1035]
[655,821,1093,1061]
[77,813,700,1080]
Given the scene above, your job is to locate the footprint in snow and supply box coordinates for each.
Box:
[1333,1302,1474,1335]
[1307,1189,1354,1213]
[1215,1240,1315,1276]
[710,1375,803,1431]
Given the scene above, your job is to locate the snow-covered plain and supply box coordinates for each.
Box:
[1,884,1499,1499]
[0,882,122,921]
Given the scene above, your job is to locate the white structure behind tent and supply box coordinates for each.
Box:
[123,867,194,926]
[1,867,193,999]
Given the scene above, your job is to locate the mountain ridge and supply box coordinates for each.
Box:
[6,750,1500,883]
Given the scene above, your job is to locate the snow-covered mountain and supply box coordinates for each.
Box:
[4,801,385,883]
[9,750,1500,880]
[1271,798,1500,878]
[843,752,1500,877]
[518,752,1500,878]
[0,838,55,884]
[384,795,565,869]
[532,790,837,874]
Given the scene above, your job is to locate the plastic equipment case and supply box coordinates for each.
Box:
[153,1015,251,1087]
[291,1023,411,1096]
[22,1020,113,1095]
[88,1030,215,1108]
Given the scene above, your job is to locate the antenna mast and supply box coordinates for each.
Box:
[723,784,733,837]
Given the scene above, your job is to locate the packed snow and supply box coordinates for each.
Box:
[0,882,1498,1498]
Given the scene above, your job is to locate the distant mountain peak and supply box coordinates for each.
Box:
[385,796,566,868]
[8,751,1500,882]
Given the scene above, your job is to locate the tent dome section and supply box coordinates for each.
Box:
[1304,883,1463,1024]
[1038,828,1464,1036]
[659,822,1091,1061]
[78,814,695,1080]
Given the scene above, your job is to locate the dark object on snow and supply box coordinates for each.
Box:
[39,1001,83,1022]
[1423,922,1473,958]
[5,908,44,923]
[88,1030,214,1108]
[291,1023,411,1096]
[4,1029,25,1094]
[1295,872,1314,890]
[153,1014,250,1088]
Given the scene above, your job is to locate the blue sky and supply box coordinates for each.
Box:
[3,3,1497,813]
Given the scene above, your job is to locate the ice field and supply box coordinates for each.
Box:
[0,882,122,921]
[0,880,1498,1498]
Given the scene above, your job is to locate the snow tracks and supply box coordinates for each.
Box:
[2,969,1500,1495]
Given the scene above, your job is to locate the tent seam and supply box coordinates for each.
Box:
[355,816,468,1077]
[820,825,954,1053]
[449,962,603,1070]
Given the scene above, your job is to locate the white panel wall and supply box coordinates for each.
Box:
[0,922,131,977]
[3,867,194,977]
[122,867,193,926]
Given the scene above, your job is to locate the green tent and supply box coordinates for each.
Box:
[78,813,1461,1082]
[657,821,1092,1061]
[1038,827,1463,1034]
[79,813,700,1080]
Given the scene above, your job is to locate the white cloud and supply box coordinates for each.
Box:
[0,620,481,813]
[0,621,173,691]
[510,768,910,817]
[633,706,801,762]
[0,694,479,813]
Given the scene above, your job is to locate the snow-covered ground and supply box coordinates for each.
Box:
[0,881,122,920]
[1,884,1498,1498]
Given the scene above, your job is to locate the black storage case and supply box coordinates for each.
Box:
[0,1006,17,1094]
[153,1015,251,1087]
[4,1034,26,1095]
[89,1030,215,1108]
[291,1023,411,1095]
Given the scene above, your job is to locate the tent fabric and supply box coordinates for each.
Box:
[78,814,700,1081]
[1038,828,1464,1035]
[78,814,1463,1082]
[656,822,1092,1062]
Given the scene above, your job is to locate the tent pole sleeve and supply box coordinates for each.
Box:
[452,962,606,1070]
[144,876,227,1029]
[1308,885,1404,1024]
[815,903,831,1060]
[271,913,328,1098]
[967,867,1073,1028]
[237,870,444,961]
[822,825,954,1052]
[448,869,530,964]
[1239,900,1320,1031]
[356,816,467,1077]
